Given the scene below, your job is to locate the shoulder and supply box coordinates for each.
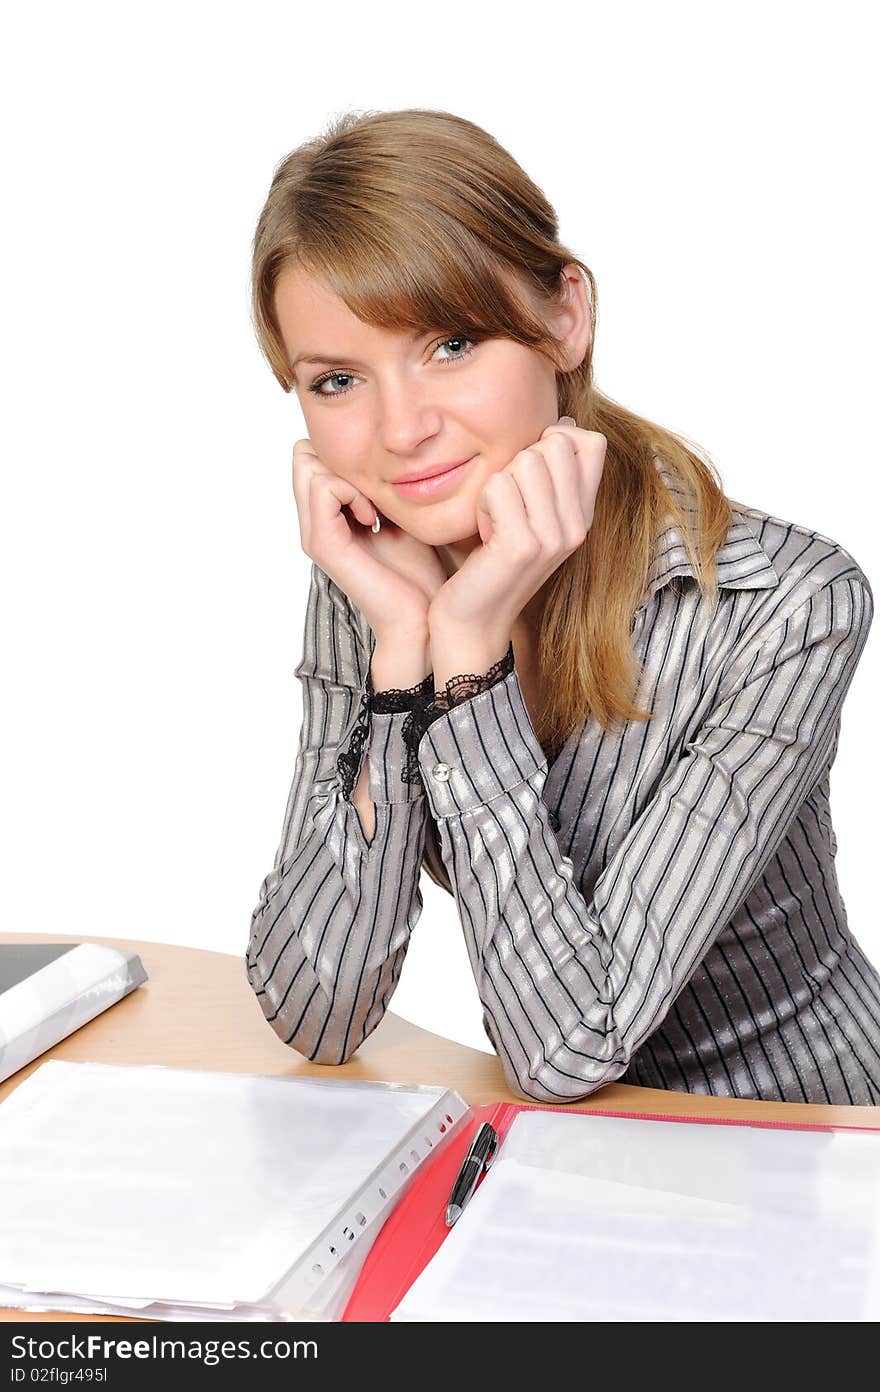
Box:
[712,503,874,682]
[733,499,871,593]
[729,499,874,631]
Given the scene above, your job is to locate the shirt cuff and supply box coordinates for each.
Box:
[415,668,547,817]
[368,710,426,805]
[336,662,432,806]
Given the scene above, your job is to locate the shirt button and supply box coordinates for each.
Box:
[432,762,451,782]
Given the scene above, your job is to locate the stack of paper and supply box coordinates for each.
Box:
[391,1109,880,1321]
[0,1059,470,1320]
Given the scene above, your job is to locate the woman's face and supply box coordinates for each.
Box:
[274,264,589,550]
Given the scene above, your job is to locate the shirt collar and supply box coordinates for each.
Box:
[638,456,780,610]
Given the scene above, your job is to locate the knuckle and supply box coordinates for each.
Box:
[517,532,541,562]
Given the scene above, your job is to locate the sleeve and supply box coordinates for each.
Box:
[399,641,516,785]
[412,574,874,1103]
[245,561,433,1065]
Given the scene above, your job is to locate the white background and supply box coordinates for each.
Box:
[3,1,877,1055]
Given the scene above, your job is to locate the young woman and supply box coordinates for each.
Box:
[245,107,880,1106]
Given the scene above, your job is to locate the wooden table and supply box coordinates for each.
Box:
[3,929,878,1322]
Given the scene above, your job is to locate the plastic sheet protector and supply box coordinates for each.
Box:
[0,1058,469,1320]
[391,1108,880,1321]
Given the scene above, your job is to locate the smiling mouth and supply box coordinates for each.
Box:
[391,458,474,498]
[393,457,473,484]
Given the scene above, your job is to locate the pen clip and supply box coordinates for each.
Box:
[482,1126,499,1170]
[467,1121,498,1176]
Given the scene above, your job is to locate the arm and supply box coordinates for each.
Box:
[414,574,874,1103]
[245,562,433,1064]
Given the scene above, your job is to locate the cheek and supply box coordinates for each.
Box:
[472,352,554,445]
[305,414,369,479]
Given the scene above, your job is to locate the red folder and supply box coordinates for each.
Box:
[341,1100,878,1322]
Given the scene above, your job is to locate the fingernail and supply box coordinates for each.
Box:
[559,415,576,426]
[371,511,381,534]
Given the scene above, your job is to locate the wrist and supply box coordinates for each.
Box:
[370,632,432,694]
[429,623,513,693]
[373,618,430,647]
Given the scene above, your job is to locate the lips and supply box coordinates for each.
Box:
[391,457,474,500]
[394,458,473,484]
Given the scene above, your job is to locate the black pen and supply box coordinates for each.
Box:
[445,1121,499,1226]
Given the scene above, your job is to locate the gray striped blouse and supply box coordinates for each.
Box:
[246,459,880,1106]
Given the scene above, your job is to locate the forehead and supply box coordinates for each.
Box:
[274,267,408,364]
[275,266,346,327]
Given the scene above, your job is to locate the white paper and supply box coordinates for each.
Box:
[392,1110,880,1322]
[0,1058,466,1319]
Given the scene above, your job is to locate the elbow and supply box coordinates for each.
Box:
[254,994,362,1067]
[244,952,367,1066]
[494,1018,633,1105]
[299,1040,362,1067]
[507,1068,622,1106]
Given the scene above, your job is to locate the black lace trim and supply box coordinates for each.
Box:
[335,665,437,799]
[399,641,515,784]
[368,669,436,714]
[336,644,516,796]
[335,682,372,801]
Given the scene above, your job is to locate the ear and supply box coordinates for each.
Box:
[553,264,592,371]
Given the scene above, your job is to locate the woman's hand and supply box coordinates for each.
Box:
[291,438,449,642]
[427,419,606,646]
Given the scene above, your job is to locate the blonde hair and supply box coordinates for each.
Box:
[250,108,733,759]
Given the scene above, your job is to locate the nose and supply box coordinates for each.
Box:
[375,375,443,456]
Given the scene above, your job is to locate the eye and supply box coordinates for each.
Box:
[308,370,358,400]
[433,335,478,365]
[307,335,480,401]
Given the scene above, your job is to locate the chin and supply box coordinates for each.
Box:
[415,509,479,546]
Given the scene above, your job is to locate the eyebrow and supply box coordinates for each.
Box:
[289,330,428,374]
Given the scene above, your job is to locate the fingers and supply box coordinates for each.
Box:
[540,422,606,531]
[310,472,376,540]
[291,438,321,533]
[537,431,589,544]
[291,437,377,554]
[506,447,564,547]
[478,425,605,558]
[475,469,529,549]
[479,437,575,555]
